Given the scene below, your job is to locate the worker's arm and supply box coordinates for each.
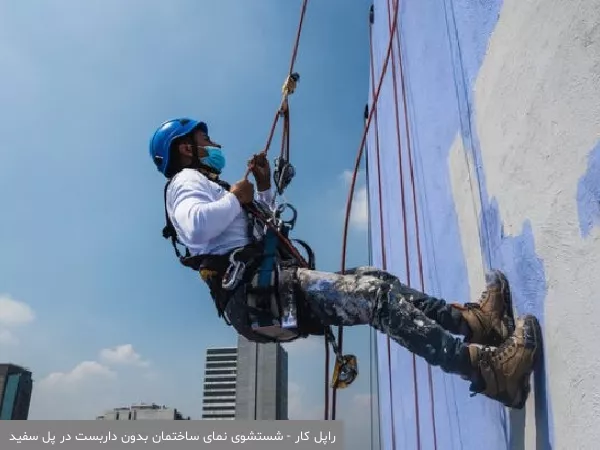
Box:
[255,185,275,207]
[170,179,242,246]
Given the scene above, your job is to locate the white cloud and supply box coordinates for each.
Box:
[38,361,117,389]
[340,170,369,231]
[351,186,369,230]
[99,344,150,367]
[33,360,118,420]
[30,345,160,420]
[0,329,18,346]
[282,335,323,356]
[0,295,35,347]
[0,294,35,326]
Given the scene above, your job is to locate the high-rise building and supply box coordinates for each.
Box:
[0,364,33,420]
[201,336,289,421]
[235,336,288,420]
[201,347,238,420]
[96,403,190,420]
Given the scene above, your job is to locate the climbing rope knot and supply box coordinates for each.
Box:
[278,73,300,116]
[282,72,300,96]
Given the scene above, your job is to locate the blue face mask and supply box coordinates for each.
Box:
[199,146,226,172]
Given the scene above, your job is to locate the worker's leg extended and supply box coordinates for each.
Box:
[395,269,515,347]
[324,266,515,348]
[294,266,542,409]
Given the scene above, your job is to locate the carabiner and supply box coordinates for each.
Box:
[222,248,246,291]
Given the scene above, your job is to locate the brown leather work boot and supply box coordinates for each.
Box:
[466,314,542,409]
[452,270,515,347]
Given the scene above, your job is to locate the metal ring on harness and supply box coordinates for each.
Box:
[273,202,298,231]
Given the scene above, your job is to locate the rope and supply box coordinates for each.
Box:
[230,0,340,423]
[340,1,444,448]
[238,2,438,441]
[338,0,401,442]
[364,104,381,450]
[380,1,423,447]
[244,0,309,181]
[385,0,441,447]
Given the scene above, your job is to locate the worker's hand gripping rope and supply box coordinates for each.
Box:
[244,72,300,184]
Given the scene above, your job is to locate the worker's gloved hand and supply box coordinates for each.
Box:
[248,152,271,191]
[231,179,255,204]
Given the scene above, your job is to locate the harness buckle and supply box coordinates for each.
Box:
[221,248,246,291]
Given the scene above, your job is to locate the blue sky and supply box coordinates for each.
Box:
[0,0,376,444]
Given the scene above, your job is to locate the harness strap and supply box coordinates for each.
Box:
[162,180,191,263]
[161,169,318,339]
[257,229,279,286]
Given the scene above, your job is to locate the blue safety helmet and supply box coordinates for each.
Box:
[149,118,209,176]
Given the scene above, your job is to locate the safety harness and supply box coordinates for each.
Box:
[161,169,323,343]
[159,67,357,388]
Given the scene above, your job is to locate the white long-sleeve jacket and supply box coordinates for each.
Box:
[165,168,274,256]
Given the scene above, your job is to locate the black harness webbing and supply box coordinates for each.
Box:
[161,170,317,337]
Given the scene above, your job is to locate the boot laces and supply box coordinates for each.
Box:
[493,333,516,363]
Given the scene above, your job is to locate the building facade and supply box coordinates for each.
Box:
[0,364,33,420]
[235,336,288,420]
[201,347,238,420]
[96,403,189,420]
[201,336,289,421]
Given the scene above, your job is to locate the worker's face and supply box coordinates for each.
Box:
[176,128,219,165]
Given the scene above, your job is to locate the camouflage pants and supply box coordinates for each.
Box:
[295,266,472,377]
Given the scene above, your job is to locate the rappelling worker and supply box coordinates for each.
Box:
[149,117,542,410]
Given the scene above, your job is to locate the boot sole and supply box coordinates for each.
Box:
[510,314,543,410]
[487,269,516,338]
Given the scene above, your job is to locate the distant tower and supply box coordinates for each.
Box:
[201,336,289,420]
[234,335,288,420]
[0,363,33,420]
[201,346,238,420]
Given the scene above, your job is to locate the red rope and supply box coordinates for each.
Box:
[247,4,437,443]
[262,0,309,156]
[340,2,440,449]
[368,19,397,449]
[382,0,439,447]
[392,7,439,450]
[338,2,401,447]
[383,1,422,447]
[236,1,332,420]
[244,0,309,181]
[242,0,335,423]
[368,8,395,448]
